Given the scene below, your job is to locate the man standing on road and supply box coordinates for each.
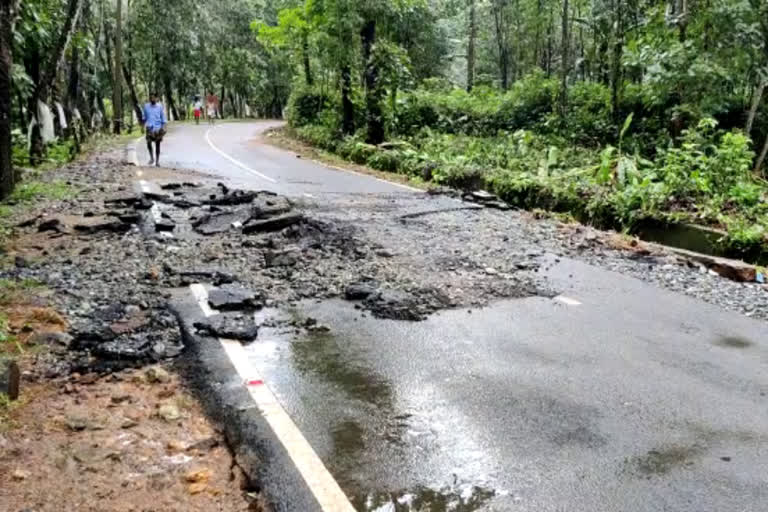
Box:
[143,92,167,166]
[206,91,219,125]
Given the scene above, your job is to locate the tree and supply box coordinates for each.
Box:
[112,0,123,134]
[467,0,477,91]
[1,0,21,199]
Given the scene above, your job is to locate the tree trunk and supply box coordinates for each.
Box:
[112,0,123,134]
[467,0,477,92]
[164,76,178,121]
[220,85,226,118]
[756,132,768,176]
[29,0,83,164]
[492,2,510,90]
[559,0,570,117]
[361,19,383,144]
[122,64,143,124]
[0,0,20,199]
[341,65,354,134]
[610,1,624,124]
[302,31,313,86]
[746,81,766,136]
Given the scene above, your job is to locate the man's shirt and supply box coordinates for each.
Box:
[143,102,167,132]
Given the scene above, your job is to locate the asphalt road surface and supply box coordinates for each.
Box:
[157,121,768,511]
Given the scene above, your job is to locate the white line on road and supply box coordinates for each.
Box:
[554,295,582,306]
[189,284,355,512]
[305,156,423,193]
[205,127,277,183]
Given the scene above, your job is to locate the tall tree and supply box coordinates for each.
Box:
[113,0,123,134]
[0,0,21,199]
[467,0,477,92]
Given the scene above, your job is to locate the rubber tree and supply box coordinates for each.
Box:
[28,0,83,165]
[112,0,123,134]
[467,0,477,92]
[0,0,21,199]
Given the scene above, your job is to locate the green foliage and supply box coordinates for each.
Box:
[10,181,73,202]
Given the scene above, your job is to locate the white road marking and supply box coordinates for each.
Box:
[205,127,277,183]
[304,156,423,193]
[554,295,582,306]
[189,284,355,512]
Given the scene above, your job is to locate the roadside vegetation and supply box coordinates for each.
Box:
[248,0,768,260]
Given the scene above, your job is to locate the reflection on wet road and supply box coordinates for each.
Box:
[247,257,768,511]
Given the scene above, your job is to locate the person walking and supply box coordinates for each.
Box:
[193,95,203,125]
[143,92,167,166]
[206,91,219,125]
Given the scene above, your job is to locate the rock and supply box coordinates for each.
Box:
[38,218,66,233]
[155,219,176,232]
[668,248,757,283]
[484,267,498,275]
[167,440,186,452]
[1,358,20,400]
[375,249,395,258]
[264,248,299,267]
[194,314,259,342]
[344,282,378,300]
[193,209,251,235]
[186,437,219,453]
[185,468,212,483]
[145,366,171,384]
[484,200,511,210]
[28,331,73,350]
[364,289,424,321]
[207,284,263,311]
[74,219,132,234]
[243,213,304,234]
[11,469,31,481]
[250,196,292,219]
[65,413,90,432]
[121,417,139,429]
[175,268,235,286]
[469,190,496,202]
[204,189,258,206]
[160,183,182,190]
[158,404,181,421]
[111,393,132,404]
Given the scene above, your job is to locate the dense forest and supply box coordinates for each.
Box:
[2,0,768,253]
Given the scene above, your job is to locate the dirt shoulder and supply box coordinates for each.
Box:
[0,364,264,512]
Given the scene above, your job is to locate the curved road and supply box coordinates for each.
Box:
[151,122,768,512]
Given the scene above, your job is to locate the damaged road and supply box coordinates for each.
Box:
[2,122,768,512]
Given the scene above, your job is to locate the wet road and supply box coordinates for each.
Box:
[159,122,768,511]
[151,121,412,196]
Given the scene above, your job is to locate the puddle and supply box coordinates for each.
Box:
[290,330,394,408]
[715,336,753,349]
[357,485,499,512]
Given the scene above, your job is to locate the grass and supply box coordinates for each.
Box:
[9,181,74,202]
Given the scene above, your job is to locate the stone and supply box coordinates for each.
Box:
[204,189,258,206]
[167,440,186,452]
[344,282,378,300]
[250,196,292,219]
[11,469,30,481]
[185,468,212,482]
[207,284,263,311]
[145,366,171,384]
[484,200,511,210]
[158,404,181,421]
[194,314,259,342]
[38,218,65,232]
[186,437,219,453]
[264,248,299,268]
[155,219,176,232]
[65,413,90,432]
[111,394,132,404]
[193,209,250,235]
[668,248,757,282]
[121,417,139,429]
[242,213,304,234]
[1,358,21,400]
[469,190,496,202]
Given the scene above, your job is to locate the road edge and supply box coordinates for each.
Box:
[169,291,328,512]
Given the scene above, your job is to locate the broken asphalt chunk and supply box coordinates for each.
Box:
[243,213,304,234]
[207,284,263,311]
[344,282,378,300]
[194,314,259,342]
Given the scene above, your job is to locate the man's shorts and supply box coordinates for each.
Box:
[146,128,166,143]
[194,109,201,118]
